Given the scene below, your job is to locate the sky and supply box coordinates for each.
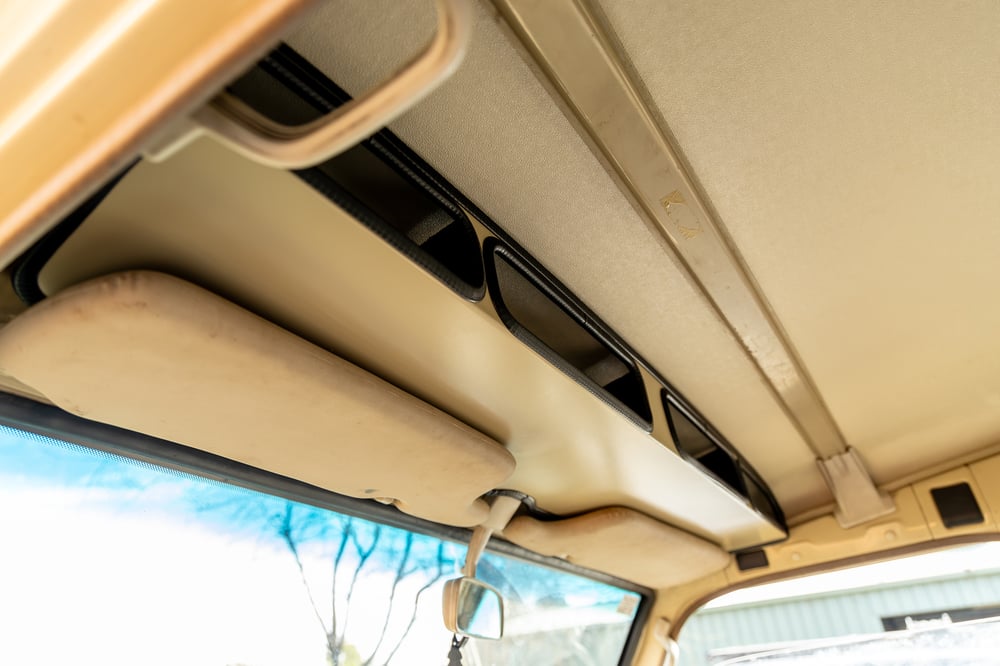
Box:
[0,425,460,666]
[0,424,637,666]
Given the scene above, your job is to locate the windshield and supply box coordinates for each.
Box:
[0,421,643,665]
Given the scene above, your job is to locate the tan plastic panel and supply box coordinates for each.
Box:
[0,271,515,527]
[973,457,1000,531]
[655,458,1000,616]
[504,507,730,589]
[283,0,822,514]
[598,0,1000,506]
[37,139,784,550]
[722,465,999,593]
[0,0,314,268]
[640,454,1000,666]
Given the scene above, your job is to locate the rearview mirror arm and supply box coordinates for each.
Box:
[462,493,523,577]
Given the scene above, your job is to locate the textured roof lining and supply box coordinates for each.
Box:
[598,0,1000,496]
[285,0,826,515]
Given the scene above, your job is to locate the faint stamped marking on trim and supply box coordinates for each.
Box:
[660,190,702,240]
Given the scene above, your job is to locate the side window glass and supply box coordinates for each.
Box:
[680,543,1000,665]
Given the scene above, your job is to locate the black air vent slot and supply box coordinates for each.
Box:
[931,482,984,528]
[663,389,784,529]
[664,394,743,492]
[742,468,783,527]
[736,549,769,571]
[298,149,484,296]
[226,57,484,300]
[487,243,652,428]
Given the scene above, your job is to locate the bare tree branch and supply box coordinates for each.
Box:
[363,532,414,665]
[329,516,352,658]
[277,504,337,659]
[381,541,450,665]
[337,524,381,645]
[270,505,453,666]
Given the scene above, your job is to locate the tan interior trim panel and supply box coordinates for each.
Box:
[0,270,516,527]
[0,0,316,270]
[284,0,824,517]
[649,453,1000,642]
[35,139,784,550]
[504,507,731,589]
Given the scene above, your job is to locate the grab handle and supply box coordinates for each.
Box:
[183,0,473,169]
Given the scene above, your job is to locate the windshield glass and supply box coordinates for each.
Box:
[0,422,643,665]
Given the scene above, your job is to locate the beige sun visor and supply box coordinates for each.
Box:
[0,270,515,527]
[503,507,730,589]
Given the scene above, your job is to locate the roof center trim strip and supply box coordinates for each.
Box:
[491,0,847,460]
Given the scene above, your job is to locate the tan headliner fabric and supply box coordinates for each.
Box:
[598,0,1000,494]
[503,507,731,589]
[284,0,823,515]
[0,271,515,527]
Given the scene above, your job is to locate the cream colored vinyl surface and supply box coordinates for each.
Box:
[0,0,313,269]
[282,0,822,515]
[36,140,784,550]
[504,507,730,589]
[0,271,515,527]
[597,0,1000,492]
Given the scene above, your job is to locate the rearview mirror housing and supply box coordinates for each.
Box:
[442,576,504,640]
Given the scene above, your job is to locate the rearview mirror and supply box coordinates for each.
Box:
[442,576,504,640]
